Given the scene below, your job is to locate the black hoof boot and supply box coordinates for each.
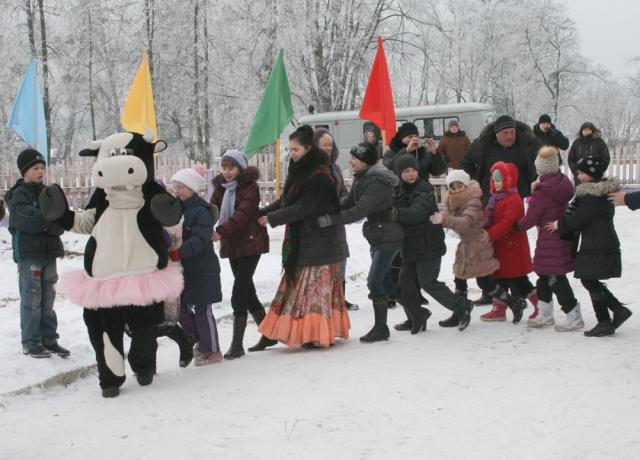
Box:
[101,387,120,398]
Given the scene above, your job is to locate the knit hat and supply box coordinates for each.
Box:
[171,167,206,193]
[395,122,419,141]
[576,156,606,180]
[494,115,516,134]
[448,119,460,128]
[17,148,46,176]
[221,149,248,170]
[538,114,552,124]
[350,142,379,166]
[393,154,419,176]
[445,169,471,188]
[535,146,560,176]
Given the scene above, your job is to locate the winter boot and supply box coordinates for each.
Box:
[480,299,507,322]
[342,280,359,311]
[394,319,412,331]
[527,290,540,320]
[584,320,615,337]
[195,351,224,366]
[224,315,248,360]
[23,345,52,358]
[136,370,154,386]
[528,300,555,328]
[44,343,71,358]
[473,292,493,306]
[604,289,632,330]
[490,286,525,324]
[456,299,474,332]
[360,295,391,343]
[554,303,585,332]
[438,312,459,328]
[248,335,278,352]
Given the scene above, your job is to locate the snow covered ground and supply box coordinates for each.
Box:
[0,210,639,459]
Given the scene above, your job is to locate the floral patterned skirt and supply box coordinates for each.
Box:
[258,263,350,347]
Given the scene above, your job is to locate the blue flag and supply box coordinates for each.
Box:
[7,60,48,163]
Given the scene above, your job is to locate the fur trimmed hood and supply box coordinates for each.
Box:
[575,178,620,197]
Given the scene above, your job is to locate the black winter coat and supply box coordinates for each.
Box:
[558,179,621,280]
[393,179,446,263]
[382,146,448,180]
[625,190,640,210]
[5,179,65,262]
[263,147,347,273]
[567,132,610,179]
[533,123,569,150]
[474,120,542,202]
[179,194,222,305]
[330,163,403,251]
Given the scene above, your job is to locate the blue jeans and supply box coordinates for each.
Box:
[17,258,59,351]
[367,249,398,297]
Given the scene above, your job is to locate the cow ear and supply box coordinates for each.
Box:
[79,148,99,157]
[154,140,168,153]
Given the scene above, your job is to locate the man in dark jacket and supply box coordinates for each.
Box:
[5,149,70,359]
[382,122,448,181]
[608,189,640,210]
[533,114,569,150]
[318,142,403,343]
[474,115,542,203]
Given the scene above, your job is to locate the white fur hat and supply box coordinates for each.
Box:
[171,168,206,193]
[445,169,471,188]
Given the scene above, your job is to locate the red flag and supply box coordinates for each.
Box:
[359,37,397,142]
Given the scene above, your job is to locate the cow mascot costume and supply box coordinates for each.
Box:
[40,130,183,398]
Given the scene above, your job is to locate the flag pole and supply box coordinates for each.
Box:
[381,130,387,149]
[275,138,281,198]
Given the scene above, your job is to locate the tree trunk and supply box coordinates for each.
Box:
[145,0,155,83]
[202,0,211,160]
[37,0,52,157]
[87,8,97,140]
[24,0,37,58]
[193,0,204,162]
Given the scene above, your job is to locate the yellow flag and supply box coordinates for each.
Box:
[120,50,157,141]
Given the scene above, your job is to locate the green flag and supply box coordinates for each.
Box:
[245,49,294,156]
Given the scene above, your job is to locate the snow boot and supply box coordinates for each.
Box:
[395,307,431,331]
[527,290,540,320]
[554,303,585,332]
[604,289,632,330]
[43,343,70,358]
[23,345,52,358]
[584,320,615,337]
[360,295,390,343]
[456,299,474,331]
[224,315,247,360]
[528,299,555,328]
[248,335,278,352]
[136,370,154,386]
[490,286,525,324]
[438,312,459,328]
[480,299,507,322]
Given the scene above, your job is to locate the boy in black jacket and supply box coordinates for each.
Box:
[5,149,69,358]
[392,155,473,333]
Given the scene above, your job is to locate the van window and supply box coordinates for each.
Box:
[414,117,459,140]
[362,122,380,143]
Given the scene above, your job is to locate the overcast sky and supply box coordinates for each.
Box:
[565,0,639,77]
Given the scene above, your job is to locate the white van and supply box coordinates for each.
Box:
[298,102,496,174]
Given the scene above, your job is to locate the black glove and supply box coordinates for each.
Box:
[39,183,73,223]
[317,214,333,228]
[150,192,183,226]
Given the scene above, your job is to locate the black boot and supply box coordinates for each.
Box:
[410,307,431,335]
[159,324,195,368]
[439,313,459,328]
[224,315,248,360]
[604,289,632,330]
[490,286,525,324]
[455,288,468,300]
[136,370,154,386]
[456,299,474,331]
[473,292,493,306]
[360,295,390,343]
[342,280,359,311]
[394,319,412,331]
[101,387,120,398]
[584,320,615,337]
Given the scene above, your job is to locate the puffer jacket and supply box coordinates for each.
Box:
[442,180,499,279]
[5,179,65,262]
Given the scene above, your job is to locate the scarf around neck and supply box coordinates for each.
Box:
[486,187,517,227]
[218,180,238,226]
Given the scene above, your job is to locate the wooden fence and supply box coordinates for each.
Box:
[2,143,639,209]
